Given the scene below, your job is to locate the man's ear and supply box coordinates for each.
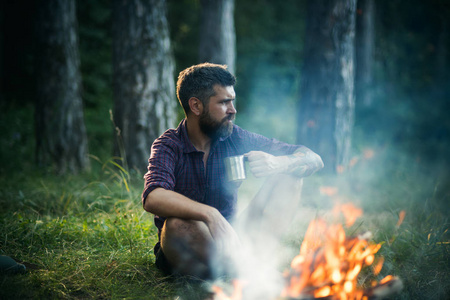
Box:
[188,97,203,116]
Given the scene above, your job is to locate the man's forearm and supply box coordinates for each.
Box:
[144,188,215,223]
[144,188,237,244]
[246,148,323,178]
[284,146,324,177]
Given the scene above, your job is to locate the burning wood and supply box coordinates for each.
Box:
[281,203,402,300]
[213,203,403,300]
[277,276,403,300]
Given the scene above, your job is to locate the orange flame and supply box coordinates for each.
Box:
[213,204,398,300]
[396,210,406,227]
[379,275,393,285]
[212,280,243,300]
[281,203,387,300]
[338,203,363,227]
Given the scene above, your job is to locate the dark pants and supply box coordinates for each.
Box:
[154,241,219,280]
[154,242,174,276]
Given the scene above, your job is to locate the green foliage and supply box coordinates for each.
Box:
[0,158,172,299]
[380,214,450,299]
[0,103,34,174]
[77,0,112,109]
[168,0,201,73]
[77,0,114,160]
[0,154,221,299]
[0,211,172,299]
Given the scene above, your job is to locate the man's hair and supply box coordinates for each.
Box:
[176,62,236,115]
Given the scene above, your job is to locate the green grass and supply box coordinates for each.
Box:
[1,152,448,299]
[0,155,220,299]
[1,160,161,299]
[1,107,449,299]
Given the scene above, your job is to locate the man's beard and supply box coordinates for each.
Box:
[199,111,234,140]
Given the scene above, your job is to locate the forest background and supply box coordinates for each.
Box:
[0,0,449,299]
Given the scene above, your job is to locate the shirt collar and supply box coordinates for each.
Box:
[178,119,199,154]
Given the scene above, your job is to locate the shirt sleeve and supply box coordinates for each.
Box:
[142,136,177,205]
[234,126,302,156]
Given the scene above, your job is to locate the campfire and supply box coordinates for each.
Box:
[213,203,403,300]
[280,203,403,299]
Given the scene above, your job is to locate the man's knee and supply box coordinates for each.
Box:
[163,217,187,236]
[266,174,303,190]
[163,218,209,238]
[160,218,214,279]
[161,218,212,256]
[241,174,304,234]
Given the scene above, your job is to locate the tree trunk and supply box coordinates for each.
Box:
[112,0,176,172]
[199,0,236,75]
[34,0,89,174]
[355,0,375,107]
[296,0,356,173]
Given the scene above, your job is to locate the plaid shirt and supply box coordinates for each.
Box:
[142,119,301,233]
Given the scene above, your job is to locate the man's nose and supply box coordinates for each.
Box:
[227,102,237,114]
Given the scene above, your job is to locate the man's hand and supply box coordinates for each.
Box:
[245,151,289,177]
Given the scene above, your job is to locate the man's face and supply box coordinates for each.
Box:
[199,85,236,140]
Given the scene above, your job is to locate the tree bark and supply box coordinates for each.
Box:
[112,0,176,172]
[297,0,356,173]
[34,0,89,174]
[199,0,236,75]
[355,0,375,107]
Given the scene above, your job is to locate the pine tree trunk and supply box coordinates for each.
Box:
[356,0,375,107]
[297,0,356,173]
[112,0,176,172]
[34,0,89,174]
[199,0,236,75]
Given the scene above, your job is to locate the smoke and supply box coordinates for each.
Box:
[235,62,299,145]
[208,174,306,299]
[207,139,449,298]
[211,56,450,298]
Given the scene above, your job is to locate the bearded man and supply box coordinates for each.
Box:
[142,63,323,279]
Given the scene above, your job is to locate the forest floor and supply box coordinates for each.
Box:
[1,148,449,299]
